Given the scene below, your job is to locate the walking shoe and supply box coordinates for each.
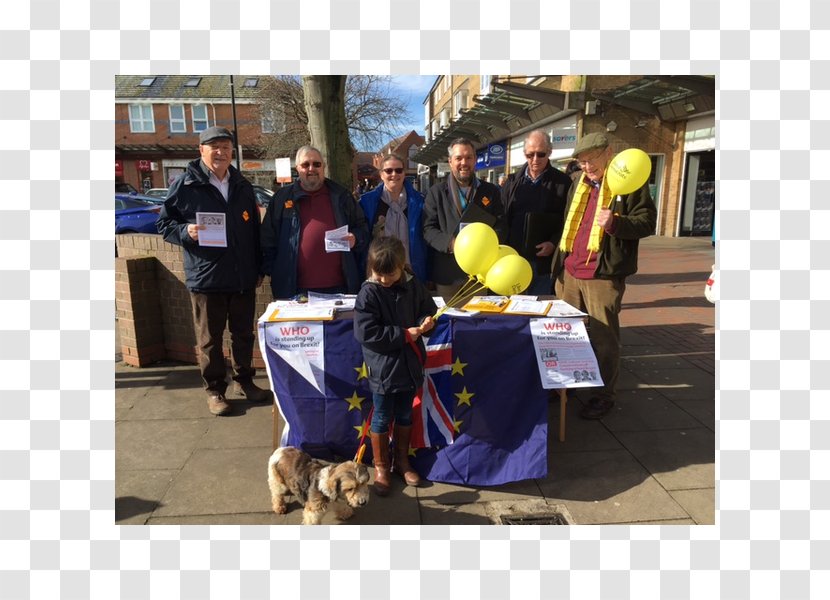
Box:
[579,397,615,420]
[233,380,273,403]
[207,392,231,416]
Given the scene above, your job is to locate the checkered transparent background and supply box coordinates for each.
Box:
[0,0,826,598]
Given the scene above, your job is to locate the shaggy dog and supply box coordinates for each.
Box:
[267,446,370,525]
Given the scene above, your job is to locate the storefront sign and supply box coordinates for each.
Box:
[137,160,151,172]
[475,142,506,170]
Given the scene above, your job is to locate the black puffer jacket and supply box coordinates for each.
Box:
[157,159,261,293]
[353,273,437,394]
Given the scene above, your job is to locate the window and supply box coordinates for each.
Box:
[439,107,450,128]
[243,78,259,87]
[184,77,201,87]
[408,145,418,169]
[139,77,155,86]
[191,104,209,132]
[454,90,468,119]
[128,104,154,133]
[169,104,186,133]
[260,108,285,134]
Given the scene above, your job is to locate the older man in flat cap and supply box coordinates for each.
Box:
[551,132,656,420]
[157,126,272,416]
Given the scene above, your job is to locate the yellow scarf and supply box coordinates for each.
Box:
[559,173,613,255]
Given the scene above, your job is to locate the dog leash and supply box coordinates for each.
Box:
[354,405,374,463]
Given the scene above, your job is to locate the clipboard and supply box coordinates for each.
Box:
[459,202,497,229]
[523,212,562,256]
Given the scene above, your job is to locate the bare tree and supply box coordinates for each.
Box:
[255,75,409,167]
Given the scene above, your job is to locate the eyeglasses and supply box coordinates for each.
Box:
[525,151,547,160]
[382,167,404,175]
[299,161,322,169]
[576,151,606,167]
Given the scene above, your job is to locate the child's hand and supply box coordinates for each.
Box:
[419,316,435,334]
[406,326,422,340]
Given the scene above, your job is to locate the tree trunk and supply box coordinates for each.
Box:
[302,76,354,190]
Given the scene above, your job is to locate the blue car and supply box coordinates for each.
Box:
[115,194,161,234]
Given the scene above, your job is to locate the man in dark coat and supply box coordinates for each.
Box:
[422,137,505,303]
[157,126,272,416]
[260,146,369,299]
[501,129,573,295]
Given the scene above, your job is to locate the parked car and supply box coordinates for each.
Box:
[116,182,138,194]
[143,188,169,199]
[252,185,274,209]
[115,194,162,234]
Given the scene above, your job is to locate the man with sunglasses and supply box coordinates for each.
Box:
[551,132,656,420]
[501,129,573,295]
[358,153,428,283]
[423,137,505,303]
[261,145,369,299]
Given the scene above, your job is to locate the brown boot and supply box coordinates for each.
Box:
[393,425,421,487]
[370,432,391,496]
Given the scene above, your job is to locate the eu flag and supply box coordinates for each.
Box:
[260,315,548,485]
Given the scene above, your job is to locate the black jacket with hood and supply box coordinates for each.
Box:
[157,159,261,293]
[353,272,437,394]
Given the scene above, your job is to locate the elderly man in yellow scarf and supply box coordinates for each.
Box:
[551,133,657,420]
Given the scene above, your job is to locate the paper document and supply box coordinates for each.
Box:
[546,299,588,318]
[325,225,351,252]
[196,212,227,247]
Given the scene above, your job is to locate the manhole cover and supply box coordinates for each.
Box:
[500,512,569,525]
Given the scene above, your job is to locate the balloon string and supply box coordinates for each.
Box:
[434,278,487,318]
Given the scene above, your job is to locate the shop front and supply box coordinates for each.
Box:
[507,115,578,175]
[678,115,716,237]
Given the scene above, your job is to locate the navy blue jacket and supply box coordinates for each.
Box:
[260,179,369,299]
[157,159,261,293]
[353,273,437,394]
[359,179,429,282]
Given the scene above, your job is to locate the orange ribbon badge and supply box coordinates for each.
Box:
[482,196,490,206]
[285,200,294,209]
[242,210,250,221]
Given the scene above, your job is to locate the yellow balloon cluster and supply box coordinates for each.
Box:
[453,224,532,298]
[606,148,651,196]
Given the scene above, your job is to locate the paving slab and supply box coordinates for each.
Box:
[602,387,706,433]
[537,449,689,525]
[614,428,715,491]
[668,488,716,525]
[415,477,543,505]
[115,469,176,524]
[418,501,493,525]
[153,447,274,518]
[115,419,209,471]
[672,398,716,431]
[197,403,275,449]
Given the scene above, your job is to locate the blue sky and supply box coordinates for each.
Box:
[388,75,437,139]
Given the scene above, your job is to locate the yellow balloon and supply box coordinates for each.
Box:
[496,244,518,260]
[606,148,651,196]
[454,222,499,277]
[484,255,533,296]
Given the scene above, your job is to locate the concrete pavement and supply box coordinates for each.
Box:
[115,236,715,526]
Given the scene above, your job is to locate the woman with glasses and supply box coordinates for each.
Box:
[358,153,429,283]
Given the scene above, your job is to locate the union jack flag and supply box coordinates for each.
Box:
[410,318,455,449]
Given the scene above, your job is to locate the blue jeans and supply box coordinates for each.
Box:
[371,390,414,433]
[525,260,553,296]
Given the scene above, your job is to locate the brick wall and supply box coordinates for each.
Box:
[115,233,272,369]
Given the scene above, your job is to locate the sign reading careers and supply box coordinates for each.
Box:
[530,318,604,389]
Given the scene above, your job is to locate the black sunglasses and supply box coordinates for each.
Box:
[382,167,404,175]
[525,152,547,159]
[299,161,322,169]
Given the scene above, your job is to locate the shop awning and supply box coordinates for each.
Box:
[412,81,583,166]
[589,75,715,122]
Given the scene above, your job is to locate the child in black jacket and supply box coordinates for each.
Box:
[353,237,436,496]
